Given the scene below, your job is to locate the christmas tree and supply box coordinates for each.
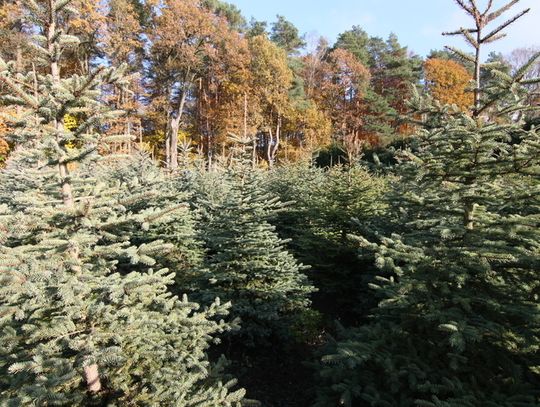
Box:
[184,148,315,342]
[0,1,245,405]
[268,163,389,321]
[317,1,540,406]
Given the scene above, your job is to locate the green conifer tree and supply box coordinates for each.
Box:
[270,15,306,56]
[184,152,315,342]
[0,1,246,405]
[334,26,371,65]
[317,1,540,406]
[268,163,389,320]
[369,34,423,128]
[105,155,206,284]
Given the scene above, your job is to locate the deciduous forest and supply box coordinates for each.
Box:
[0,0,539,406]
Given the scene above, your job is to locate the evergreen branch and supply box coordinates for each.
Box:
[481,62,509,71]
[486,0,521,22]
[0,74,39,109]
[514,51,540,82]
[52,328,87,341]
[5,75,39,97]
[481,9,530,43]
[40,147,97,168]
[71,67,105,101]
[520,77,540,86]
[444,46,476,64]
[23,0,43,18]
[498,103,537,116]
[27,42,51,59]
[442,28,478,36]
[461,29,479,48]
[30,34,48,46]
[63,147,97,164]
[72,113,106,138]
[483,32,506,44]
[489,69,513,83]
[41,195,96,205]
[144,204,189,224]
[54,0,73,13]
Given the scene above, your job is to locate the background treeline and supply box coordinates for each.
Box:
[1,0,539,168]
[0,0,539,407]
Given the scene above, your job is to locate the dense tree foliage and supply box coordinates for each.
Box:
[183,164,315,341]
[0,1,247,405]
[316,1,540,406]
[0,0,538,406]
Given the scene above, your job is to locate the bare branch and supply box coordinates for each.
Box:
[468,0,479,12]
[483,0,494,15]
[481,9,530,43]
[454,0,475,15]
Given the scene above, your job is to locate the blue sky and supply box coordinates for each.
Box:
[229,0,540,57]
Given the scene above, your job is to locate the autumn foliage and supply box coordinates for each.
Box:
[424,58,474,111]
[0,110,14,167]
[0,0,510,167]
[0,134,8,167]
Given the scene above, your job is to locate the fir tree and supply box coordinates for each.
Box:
[317,1,540,406]
[268,163,389,321]
[184,153,315,342]
[0,1,246,405]
[105,155,205,281]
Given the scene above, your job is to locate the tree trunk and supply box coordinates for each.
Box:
[168,88,189,170]
[15,45,23,116]
[47,0,74,208]
[167,71,194,171]
[47,0,101,392]
[473,29,482,117]
[84,364,101,393]
[169,111,181,170]
[269,114,282,168]
[165,112,171,168]
[464,202,476,230]
[266,128,273,168]
[252,135,258,169]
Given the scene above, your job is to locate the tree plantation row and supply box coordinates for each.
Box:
[0,0,539,406]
